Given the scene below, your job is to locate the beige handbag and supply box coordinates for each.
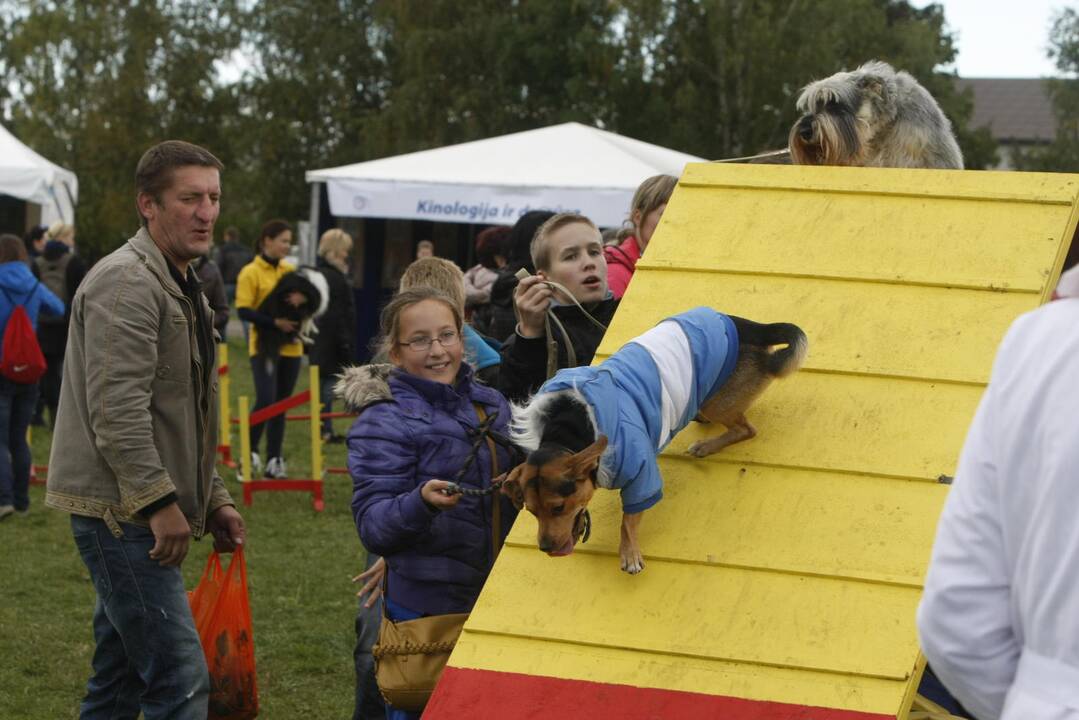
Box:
[372,403,503,712]
[372,608,469,712]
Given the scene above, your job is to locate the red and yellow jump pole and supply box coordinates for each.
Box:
[217,344,236,467]
[235,363,325,512]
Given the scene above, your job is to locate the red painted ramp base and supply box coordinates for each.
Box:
[426,668,894,719]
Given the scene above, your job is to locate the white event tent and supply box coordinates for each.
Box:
[0,123,78,226]
[305,122,704,229]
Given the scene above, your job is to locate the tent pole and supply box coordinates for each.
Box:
[307,181,322,266]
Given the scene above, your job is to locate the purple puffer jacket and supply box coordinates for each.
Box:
[345,364,517,616]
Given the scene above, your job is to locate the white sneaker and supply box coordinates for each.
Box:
[236,452,263,482]
[264,457,287,479]
[0,505,13,521]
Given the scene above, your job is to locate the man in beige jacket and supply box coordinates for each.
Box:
[46,140,245,720]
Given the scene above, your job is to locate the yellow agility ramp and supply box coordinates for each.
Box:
[427,164,1079,719]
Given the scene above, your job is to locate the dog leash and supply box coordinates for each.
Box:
[441,409,524,498]
[440,410,594,548]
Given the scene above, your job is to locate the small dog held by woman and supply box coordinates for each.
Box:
[789,60,963,169]
[253,267,328,358]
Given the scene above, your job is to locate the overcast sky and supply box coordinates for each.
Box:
[920,0,1070,77]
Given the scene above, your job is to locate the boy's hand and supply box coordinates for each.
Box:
[513,274,553,338]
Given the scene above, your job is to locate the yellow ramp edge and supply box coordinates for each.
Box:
[441,164,1079,719]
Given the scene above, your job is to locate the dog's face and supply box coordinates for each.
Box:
[502,436,607,556]
[789,63,897,166]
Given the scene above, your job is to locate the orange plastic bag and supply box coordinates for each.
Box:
[188,548,259,719]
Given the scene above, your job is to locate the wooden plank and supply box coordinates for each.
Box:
[601,270,1038,384]
[466,550,922,680]
[430,667,899,720]
[680,163,1079,205]
[578,367,980,481]
[505,457,948,587]
[652,168,1071,292]
[447,633,914,718]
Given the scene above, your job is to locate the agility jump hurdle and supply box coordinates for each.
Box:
[236,364,325,512]
[217,344,236,468]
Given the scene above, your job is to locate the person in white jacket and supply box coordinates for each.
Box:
[917,297,1079,720]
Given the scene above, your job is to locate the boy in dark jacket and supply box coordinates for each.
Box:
[497,213,618,403]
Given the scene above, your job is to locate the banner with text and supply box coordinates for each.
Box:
[324,179,634,227]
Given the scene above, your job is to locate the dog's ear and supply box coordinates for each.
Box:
[501,463,532,510]
[566,435,608,479]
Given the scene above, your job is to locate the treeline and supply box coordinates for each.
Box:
[0,0,1006,259]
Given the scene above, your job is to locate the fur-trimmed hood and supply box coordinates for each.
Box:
[334,363,394,413]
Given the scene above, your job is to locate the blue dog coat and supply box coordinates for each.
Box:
[536,307,739,513]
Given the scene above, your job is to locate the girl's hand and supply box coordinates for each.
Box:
[514,274,553,338]
[421,479,462,511]
[351,557,386,609]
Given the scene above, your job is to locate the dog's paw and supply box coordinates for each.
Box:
[620,550,645,575]
[685,440,712,458]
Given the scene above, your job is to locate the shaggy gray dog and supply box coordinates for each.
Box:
[789,60,963,169]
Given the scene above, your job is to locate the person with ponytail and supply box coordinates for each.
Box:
[604,174,677,299]
[234,219,302,479]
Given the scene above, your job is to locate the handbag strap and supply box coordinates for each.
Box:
[473,403,502,561]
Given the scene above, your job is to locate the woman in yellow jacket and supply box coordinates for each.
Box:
[235,219,303,479]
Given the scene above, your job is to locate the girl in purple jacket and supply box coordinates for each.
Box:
[343,287,517,719]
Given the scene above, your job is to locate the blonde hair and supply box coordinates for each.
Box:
[398,257,466,313]
[530,213,599,271]
[318,228,353,258]
[379,288,463,360]
[618,174,677,241]
[46,221,75,242]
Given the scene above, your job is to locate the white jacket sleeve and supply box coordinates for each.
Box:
[917,382,1019,720]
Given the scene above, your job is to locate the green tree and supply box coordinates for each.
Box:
[1,0,1004,257]
[362,1,619,155]
[1013,8,1079,172]
[0,1,242,258]
[233,0,386,230]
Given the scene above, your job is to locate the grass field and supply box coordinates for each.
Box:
[0,334,367,719]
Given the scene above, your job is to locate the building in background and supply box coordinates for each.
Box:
[957,78,1056,170]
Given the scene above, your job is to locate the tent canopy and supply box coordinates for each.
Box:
[0,123,78,226]
[306,122,704,227]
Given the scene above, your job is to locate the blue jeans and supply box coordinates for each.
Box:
[0,379,38,510]
[71,515,209,720]
[354,552,386,720]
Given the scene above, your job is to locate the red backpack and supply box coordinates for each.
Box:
[0,282,47,384]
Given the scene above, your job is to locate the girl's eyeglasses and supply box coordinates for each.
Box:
[399,330,461,353]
